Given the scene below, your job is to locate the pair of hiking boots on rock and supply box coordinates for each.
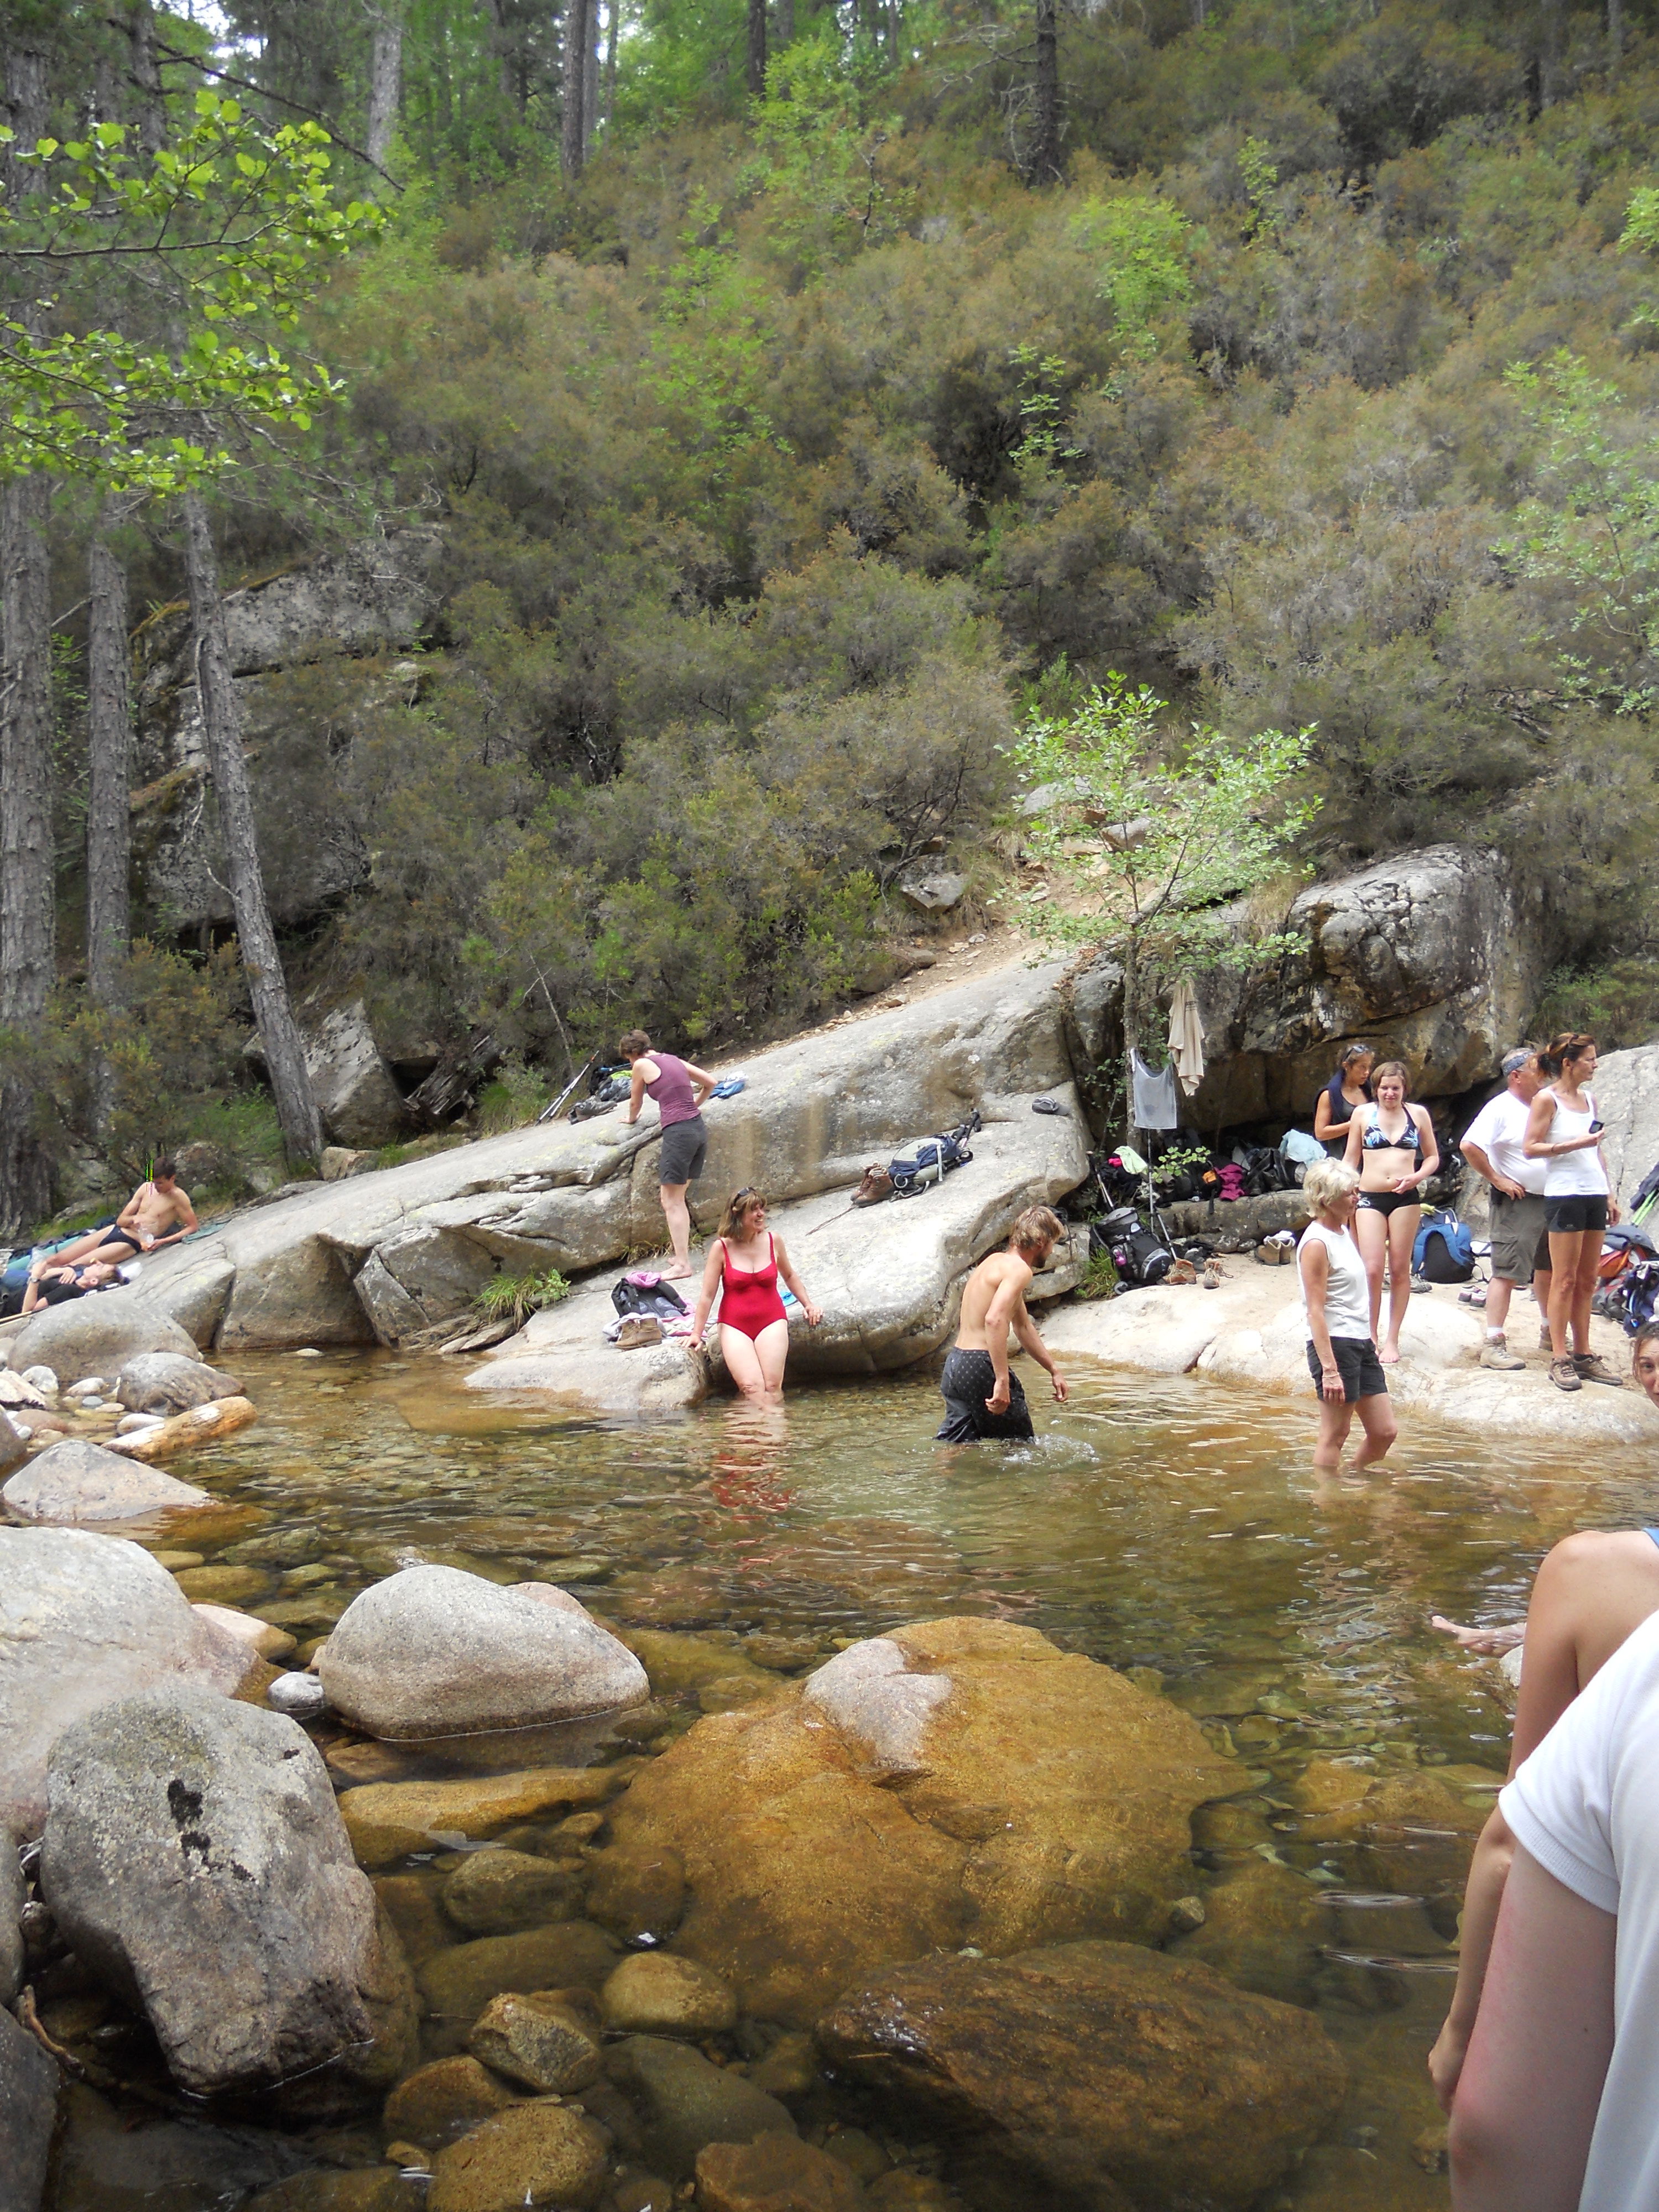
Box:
[1550,1348,1624,1391]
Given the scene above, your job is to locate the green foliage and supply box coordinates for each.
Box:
[472,1265,571,1327]
[476,1056,552,1133]
[1076,1247,1120,1300]
[0,95,383,487]
[1068,193,1193,357]
[744,34,914,275]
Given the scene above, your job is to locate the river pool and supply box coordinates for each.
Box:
[58,1347,1659,2211]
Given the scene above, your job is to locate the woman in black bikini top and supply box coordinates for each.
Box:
[1341,1058,1438,1366]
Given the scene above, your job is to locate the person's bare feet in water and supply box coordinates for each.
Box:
[1430,1614,1525,1655]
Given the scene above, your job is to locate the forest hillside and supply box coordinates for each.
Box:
[7,0,1659,1222]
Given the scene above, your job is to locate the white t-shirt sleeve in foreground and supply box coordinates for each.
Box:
[1500,1609,1659,1915]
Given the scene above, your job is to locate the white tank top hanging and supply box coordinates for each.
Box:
[1131,1051,1180,1131]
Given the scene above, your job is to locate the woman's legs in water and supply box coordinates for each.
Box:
[659,1179,693,1279]
[1353,1205,1389,1342]
[1354,1389,1398,1465]
[1313,1395,1354,1470]
[1379,1204,1420,1363]
[718,1316,791,1407]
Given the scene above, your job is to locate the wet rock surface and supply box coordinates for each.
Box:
[442,1846,585,1934]
[816,1939,1348,2212]
[606,2036,798,2180]
[695,2136,870,2212]
[604,1618,1237,2024]
[114,1351,243,1416]
[382,2054,519,2145]
[41,1681,418,2098]
[599,1952,738,2037]
[467,1989,602,2091]
[338,1765,630,1866]
[425,2100,611,2212]
[0,1999,59,2212]
[318,1566,649,1739]
[2,1436,212,1522]
[417,1922,622,2024]
[0,1527,254,1838]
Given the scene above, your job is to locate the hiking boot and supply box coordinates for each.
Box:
[851,1164,894,1208]
[615,1316,664,1350]
[1203,1260,1224,1290]
[1550,1357,1582,1392]
[1480,1338,1526,1370]
[1540,1324,1554,1352]
[1573,1352,1625,1387]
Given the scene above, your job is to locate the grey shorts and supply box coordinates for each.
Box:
[1490,1192,1550,1284]
[658,1117,707,1187]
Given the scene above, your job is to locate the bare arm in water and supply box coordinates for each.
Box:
[1430,1528,1659,2110]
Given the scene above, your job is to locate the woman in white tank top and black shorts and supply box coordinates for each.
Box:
[1298,1155,1398,1472]
[1525,1030,1624,1392]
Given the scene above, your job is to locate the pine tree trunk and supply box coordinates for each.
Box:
[365,3,403,168]
[603,0,618,132]
[776,0,795,44]
[181,494,323,1168]
[1030,0,1062,184]
[128,0,166,154]
[561,0,589,176]
[0,39,55,1238]
[583,0,598,158]
[1608,0,1624,75]
[86,506,133,1140]
[747,0,768,96]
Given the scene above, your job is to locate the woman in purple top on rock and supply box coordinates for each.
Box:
[620,1027,716,1279]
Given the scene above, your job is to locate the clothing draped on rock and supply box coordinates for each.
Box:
[1166,978,1206,1091]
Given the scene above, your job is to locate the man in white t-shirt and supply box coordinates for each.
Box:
[1450,1606,1659,2210]
[1461,1049,1553,1370]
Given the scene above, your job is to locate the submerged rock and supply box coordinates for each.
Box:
[244,2175,424,2212]
[2,1437,213,1523]
[0,1527,255,1839]
[441,1848,584,1934]
[338,1765,629,1867]
[467,1990,601,2093]
[417,1922,620,2024]
[816,1940,1347,2211]
[114,1352,243,1417]
[603,1618,1238,2025]
[382,2054,519,2147]
[317,1566,649,1739]
[0,1995,58,2211]
[695,2137,869,2212]
[599,1953,737,2038]
[605,2036,797,2181]
[583,1839,686,1943]
[426,2101,610,2212]
[41,1682,418,2099]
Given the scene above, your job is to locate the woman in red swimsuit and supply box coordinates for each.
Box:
[688,1187,823,1405]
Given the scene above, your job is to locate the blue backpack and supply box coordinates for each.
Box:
[1413,1208,1475,1284]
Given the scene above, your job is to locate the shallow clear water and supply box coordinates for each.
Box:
[92,1348,1659,2208]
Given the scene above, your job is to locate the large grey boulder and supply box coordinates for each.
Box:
[126,959,1078,1350]
[42,1682,418,2099]
[247,1001,410,1150]
[1592,1041,1659,1205]
[317,1566,649,1739]
[2,1437,213,1523]
[471,1098,1089,1410]
[115,1351,243,1416]
[1071,845,1548,1123]
[9,1293,199,1379]
[0,2003,58,2212]
[0,1528,254,1838]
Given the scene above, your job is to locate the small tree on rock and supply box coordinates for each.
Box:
[1012,674,1318,1135]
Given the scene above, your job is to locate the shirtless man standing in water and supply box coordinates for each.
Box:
[936,1205,1070,1442]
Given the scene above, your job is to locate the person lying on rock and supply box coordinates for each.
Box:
[935,1206,1069,1444]
[21,1256,122,1312]
[1429,1322,1659,2119]
[688,1187,821,1407]
[54,1156,199,1267]
[618,1030,715,1281]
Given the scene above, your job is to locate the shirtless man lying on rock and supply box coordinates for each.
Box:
[936,1206,1070,1444]
[54,1157,200,1267]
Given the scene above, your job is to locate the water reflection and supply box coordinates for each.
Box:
[142,1346,1659,2210]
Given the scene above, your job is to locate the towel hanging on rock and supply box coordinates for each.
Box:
[1167,978,1206,1091]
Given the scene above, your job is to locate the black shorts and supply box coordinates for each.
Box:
[1545,1194,1609,1235]
[1356,1191,1421,1219]
[936,1349,1034,1443]
[1307,1335,1389,1404]
[658,1117,708,1187]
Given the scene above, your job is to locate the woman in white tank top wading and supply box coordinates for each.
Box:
[1524,1031,1624,1394]
[1298,1155,1398,1472]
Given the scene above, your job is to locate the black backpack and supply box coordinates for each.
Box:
[1093,1206,1172,1288]
[611,1277,690,1321]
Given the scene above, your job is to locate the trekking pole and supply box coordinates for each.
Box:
[539,1051,598,1123]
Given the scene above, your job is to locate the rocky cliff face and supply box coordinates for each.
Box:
[131,530,441,936]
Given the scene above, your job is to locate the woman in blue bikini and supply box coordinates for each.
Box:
[1342,1058,1439,1364]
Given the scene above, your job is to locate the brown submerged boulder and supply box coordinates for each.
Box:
[816,1940,1348,2212]
[602,1618,1238,2025]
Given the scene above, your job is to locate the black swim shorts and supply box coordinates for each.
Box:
[936,1348,1034,1443]
[1545,1193,1609,1235]
[1356,1191,1420,1219]
[1307,1334,1389,1404]
[658,1117,708,1187]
